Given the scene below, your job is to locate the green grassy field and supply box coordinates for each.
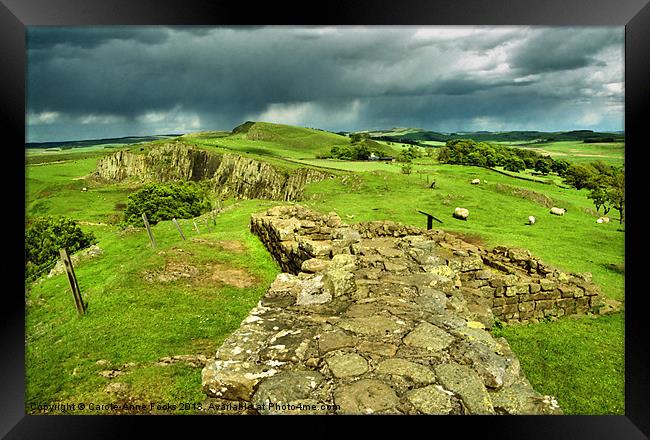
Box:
[519,141,625,166]
[24,126,625,415]
[26,196,282,414]
[182,122,350,160]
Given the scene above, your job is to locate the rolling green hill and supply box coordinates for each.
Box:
[24,122,624,416]
[356,127,625,145]
[180,121,351,160]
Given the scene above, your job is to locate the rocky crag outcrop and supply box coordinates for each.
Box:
[198,205,614,415]
[93,143,330,201]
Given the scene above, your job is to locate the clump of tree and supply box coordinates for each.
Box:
[349,132,370,143]
[25,216,97,281]
[122,181,212,226]
[583,137,617,143]
[437,139,560,174]
[329,138,393,161]
[401,163,413,175]
[563,161,625,223]
[397,146,422,163]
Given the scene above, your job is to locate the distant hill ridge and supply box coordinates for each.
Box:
[354,127,624,144]
[235,121,350,151]
[26,134,181,149]
[26,122,625,151]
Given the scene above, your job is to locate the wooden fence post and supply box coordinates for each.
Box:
[142,213,156,248]
[416,210,443,229]
[193,221,200,234]
[59,248,86,316]
[205,218,210,232]
[172,218,186,240]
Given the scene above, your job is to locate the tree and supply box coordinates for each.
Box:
[551,159,570,176]
[467,151,487,167]
[401,163,413,175]
[352,143,371,160]
[397,147,420,163]
[350,133,369,143]
[122,181,211,226]
[503,157,525,173]
[25,216,97,281]
[606,167,625,223]
[523,157,536,169]
[437,147,451,163]
[563,164,595,190]
[587,186,610,214]
[534,158,553,175]
[591,160,614,177]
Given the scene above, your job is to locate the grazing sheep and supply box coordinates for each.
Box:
[597,216,610,224]
[528,215,536,225]
[453,207,469,220]
[471,178,481,185]
[81,187,88,192]
[550,207,567,216]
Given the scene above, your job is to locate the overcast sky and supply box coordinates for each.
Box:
[26,26,624,142]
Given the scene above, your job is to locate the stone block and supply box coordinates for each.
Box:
[573,288,584,298]
[518,302,535,312]
[503,275,519,287]
[519,310,534,320]
[547,290,561,300]
[326,353,369,378]
[539,279,555,291]
[519,293,534,302]
[334,379,400,414]
[489,278,505,288]
[376,358,437,385]
[480,286,496,297]
[535,300,553,311]
[433,362,495,414]
[406,385,454,415]
[461,256,484,271]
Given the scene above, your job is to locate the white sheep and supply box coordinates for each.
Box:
[550,207,567,216]
[471,178,480,185]
[597,216,610,224]
[528,215,536,225]
[453,207,469,221]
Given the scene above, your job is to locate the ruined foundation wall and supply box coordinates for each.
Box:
[200,205,584,415]
[251,206,606,325]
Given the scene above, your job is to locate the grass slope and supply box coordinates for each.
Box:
[24,129,625,415]
[26,200,282,414]
[182,121,351,160]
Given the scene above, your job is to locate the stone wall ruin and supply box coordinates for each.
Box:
[200,204,613,415]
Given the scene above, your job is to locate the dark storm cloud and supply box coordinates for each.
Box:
[26,26,624,142]
[510,27,624,74]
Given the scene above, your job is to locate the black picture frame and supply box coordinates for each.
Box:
[4,0,648,437]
